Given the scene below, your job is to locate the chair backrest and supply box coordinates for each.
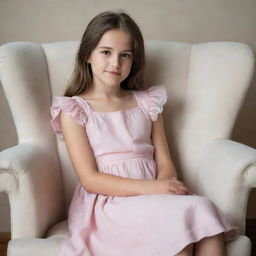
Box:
[0,40,254,214]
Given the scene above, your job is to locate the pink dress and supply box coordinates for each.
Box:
[50,85,238,256]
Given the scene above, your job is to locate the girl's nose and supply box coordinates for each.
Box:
[110,55,121,68]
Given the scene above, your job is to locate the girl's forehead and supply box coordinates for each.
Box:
[97,29,133,50]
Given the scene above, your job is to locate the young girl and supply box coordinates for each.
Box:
[50,11,238,256]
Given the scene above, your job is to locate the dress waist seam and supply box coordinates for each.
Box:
[96,154,154,166]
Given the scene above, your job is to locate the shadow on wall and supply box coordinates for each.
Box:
[0,81,18,151]
[0,193,10,232]
[232,64,256,148]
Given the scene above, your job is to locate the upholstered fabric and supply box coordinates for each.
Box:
[0,40,255,256]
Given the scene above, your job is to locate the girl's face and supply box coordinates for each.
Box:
[87,29,133,89]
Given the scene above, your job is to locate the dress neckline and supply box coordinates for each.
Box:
[72,90,140,114]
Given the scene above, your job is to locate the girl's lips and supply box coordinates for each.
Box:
[106,71,121,75]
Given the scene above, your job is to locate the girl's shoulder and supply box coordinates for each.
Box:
[50,95,89,141]
[135,85,168,121]
[50,95,90,118]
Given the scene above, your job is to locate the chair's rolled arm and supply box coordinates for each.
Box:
[0,143,64,239]
[196,138,256,234]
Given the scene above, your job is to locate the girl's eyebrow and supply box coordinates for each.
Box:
[98,46,133,52]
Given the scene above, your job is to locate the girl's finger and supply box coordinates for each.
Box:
[188,189,193,195]
[168,189,177,195]
[177,184,188,191]
[172,178,186,187]
[175,190,187,195]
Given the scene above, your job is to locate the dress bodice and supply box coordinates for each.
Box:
[50,85,167,165]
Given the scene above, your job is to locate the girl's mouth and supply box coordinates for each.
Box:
[106,71,121,75]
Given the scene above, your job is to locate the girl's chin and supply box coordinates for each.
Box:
[101,81,122,87]
[103,78,126,86]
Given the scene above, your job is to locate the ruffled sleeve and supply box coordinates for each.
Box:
[50,96,88,141]
[145,85,168,121]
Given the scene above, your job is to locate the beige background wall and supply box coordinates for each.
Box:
[0,0,255,232]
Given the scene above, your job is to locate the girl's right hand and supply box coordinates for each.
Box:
[151,177,192,195]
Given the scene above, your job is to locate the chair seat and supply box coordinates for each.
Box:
[45,220,69,238]
[7,221,69,256]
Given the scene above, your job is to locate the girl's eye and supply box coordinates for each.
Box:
[101,50,110,55]
[100,51,132,58]
[122,53,131,58]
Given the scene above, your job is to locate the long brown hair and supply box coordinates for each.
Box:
[64,11,145,97]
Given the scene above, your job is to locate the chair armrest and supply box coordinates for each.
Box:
[196,138,256,234]
[0,143,64,239]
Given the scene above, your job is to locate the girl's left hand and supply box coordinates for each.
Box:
[172,177,194,195]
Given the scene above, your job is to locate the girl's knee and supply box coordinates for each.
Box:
[175,243,193,256]
[204,232,224,241]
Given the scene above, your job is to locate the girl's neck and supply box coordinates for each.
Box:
[84,84,127,100]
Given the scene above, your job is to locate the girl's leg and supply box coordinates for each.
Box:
[175,243,193,256]
[194,233,225,256]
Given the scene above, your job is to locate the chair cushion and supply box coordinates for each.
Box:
[7,221,69,256]
[226,235,252,256]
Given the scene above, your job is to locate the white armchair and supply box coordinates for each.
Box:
[0,40,255,256]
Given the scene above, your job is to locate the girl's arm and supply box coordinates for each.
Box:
[59,111,155,197]
[151,113,178,180]
[151,113,193,195]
